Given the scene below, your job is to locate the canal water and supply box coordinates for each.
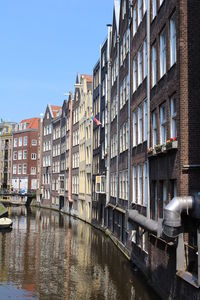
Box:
[0,207,160,300]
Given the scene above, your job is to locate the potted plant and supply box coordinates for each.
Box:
[166,137,178,150]
[155,144,162,153]
[147,147,155,156]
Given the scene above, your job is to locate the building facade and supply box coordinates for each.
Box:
[42,105,61,206]
[11,118,39,193]
[0,122,16,191]
[78,74,93,223]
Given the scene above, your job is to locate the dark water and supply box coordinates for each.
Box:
[0,207,160,300]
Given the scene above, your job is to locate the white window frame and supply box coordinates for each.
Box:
[138,48,143,86]
[152,111,157,147]
[170,96,177,138]
[170,13,176,67]
[31,153,37,160]
[133,111,137,147]
[133,58,137,92]
[143,100,148,141]
[19,137,22,147]
[160,103,167,144]
[152,44,157,87]
[23,164,27,175]
[143,39,147,78]
[133,5,137,36]
[160,29,167,78]
[138,0,143,26]
[138,106,143,144]
[152,0,157,20]
[132,166,137,203]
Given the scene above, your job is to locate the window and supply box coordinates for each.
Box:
[18,164,22,175]
[23,164,27,175]
[138,48,143,86]
[152,44,157,87]
[31,167,36,175]
[133,111,137,147]
[133,5,137,36]
[143,39,147,78]
[102,79,105,96]
[144,163,148,207]
[159,0,164,7]
[143,0,147,14]
[18,150,22,160]
[24,136,28,146]
[138,106,143,144]
[32,139,37,146]
[170,97,177,138]
[143,100,148,141]
[133,58,137,92]
[13,151,17,160]
[138,0,142,26]
[13,165,17,175]
[160,29,167,78]
[132,166,137,203]
[95,176,106,194]
[31,153,37,160]
[122,0,126,19]
[170,13,176,67]
[138,165,143,205]
[14,138,18,148]
[19,137,22,147]
[152,111,157,146]
[160,103,167,144]
[119,171,128,200]
[152,0,157,19]
[163,181,167,209]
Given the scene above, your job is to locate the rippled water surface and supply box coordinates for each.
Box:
[0,207,160,299]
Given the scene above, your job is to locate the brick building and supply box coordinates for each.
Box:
[11,118,39,193]
[0,122,16,191]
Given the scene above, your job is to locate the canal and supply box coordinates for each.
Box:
[0,207,160,299]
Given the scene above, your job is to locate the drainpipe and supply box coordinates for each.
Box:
[146,0,151,219]
[106,24,112,227]
[127,1,131,213]
[116,34,120,206]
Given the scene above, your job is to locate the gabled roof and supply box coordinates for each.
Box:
[81,74,93,83]
[48,105,62,118]
[21,118,39,129]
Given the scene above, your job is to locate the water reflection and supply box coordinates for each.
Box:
[0,207,160,299]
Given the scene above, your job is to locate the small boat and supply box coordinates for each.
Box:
[0,217,13,229]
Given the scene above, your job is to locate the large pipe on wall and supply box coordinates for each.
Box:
[163,196,194,238]
[128,195,200,239]
[128,210,158,234]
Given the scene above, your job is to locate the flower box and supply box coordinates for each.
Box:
[166,140,178,150]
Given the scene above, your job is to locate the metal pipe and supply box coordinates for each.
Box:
[163,196,194,238]
[128,209,158,234]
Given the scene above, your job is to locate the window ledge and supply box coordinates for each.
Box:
[176,271,199,289]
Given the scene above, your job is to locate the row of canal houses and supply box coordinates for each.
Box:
[0,0,199,298]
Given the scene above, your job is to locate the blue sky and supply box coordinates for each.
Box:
[0,0,113,122]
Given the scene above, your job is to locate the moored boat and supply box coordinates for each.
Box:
[0,217,13,228]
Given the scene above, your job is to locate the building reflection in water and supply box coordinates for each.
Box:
[0,207,160,299]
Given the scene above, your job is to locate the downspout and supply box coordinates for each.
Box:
[106,25,112,226]
[146,0,151,219]
[127,0,131,214]
[68,94,73,204]
[116,34,120,206]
